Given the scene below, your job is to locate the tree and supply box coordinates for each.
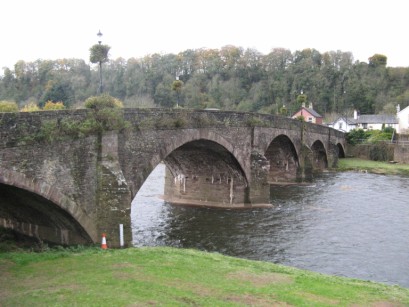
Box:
[40,81,73,107]
[368,54,387,67]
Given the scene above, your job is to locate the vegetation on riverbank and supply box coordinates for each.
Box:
[338,157,409,176]
[1,246,408,306]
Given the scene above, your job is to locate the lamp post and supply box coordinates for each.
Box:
[172,76,183,108]
[97,30,103,94]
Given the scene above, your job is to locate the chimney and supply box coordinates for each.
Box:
[309,103,313,109]
[397,104,401,113]
[302,102,305,108]
[353,109,358,120]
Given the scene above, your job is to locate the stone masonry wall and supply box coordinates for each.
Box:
[0,109,346,246]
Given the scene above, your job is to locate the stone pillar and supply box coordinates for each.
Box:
[298,144,314,181]
[247,150,270,206]
[326,142,339,168]
[96,132,132,247]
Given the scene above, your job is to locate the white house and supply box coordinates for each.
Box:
[355,114,398,131]
[396,104,409,133]
[328,110,399,132]
[327,115,357,132]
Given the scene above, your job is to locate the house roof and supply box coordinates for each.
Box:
[357,114,398,124]
[330,117,357,125]
[328,114,399,126]
[293,107,322,118]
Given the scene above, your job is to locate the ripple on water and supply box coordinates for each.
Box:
[131,165,409,288]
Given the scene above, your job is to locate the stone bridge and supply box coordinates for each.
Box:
[0,109,346,247]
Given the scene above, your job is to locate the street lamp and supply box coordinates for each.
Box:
[97,30,103,94]
[97,30,102,44]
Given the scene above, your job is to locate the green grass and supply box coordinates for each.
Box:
[1,246,408,306]
[338,158,409,176]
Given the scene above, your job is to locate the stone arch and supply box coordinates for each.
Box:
[336,143,346,158]
[149,129,249,181]
[264,135,300,183]
[311,140,328,170]
[0,168,96,244]
[148,134,250,207]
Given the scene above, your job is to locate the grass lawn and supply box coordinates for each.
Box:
[337,158,409,176]
[1,246,409,306]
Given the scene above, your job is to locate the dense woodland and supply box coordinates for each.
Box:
[1,46,409,120]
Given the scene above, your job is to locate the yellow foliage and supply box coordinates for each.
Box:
[43,101,65,110]
[21,102,40,112]
[0,100,19,112]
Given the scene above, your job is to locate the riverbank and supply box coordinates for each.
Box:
[337,157,409,176]
[1,246,408,306]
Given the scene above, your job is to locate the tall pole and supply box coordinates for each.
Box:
[97,30,103,94]
[99,61,103,94]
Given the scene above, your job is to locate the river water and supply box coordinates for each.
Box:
[131,163,409,288]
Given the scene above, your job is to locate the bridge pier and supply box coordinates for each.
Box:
[96,132,132,247]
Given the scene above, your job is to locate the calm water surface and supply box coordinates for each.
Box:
[131,163,409,288]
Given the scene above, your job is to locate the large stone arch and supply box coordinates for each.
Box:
[145,132,250,207]
[336,143,346,158]
[311,140,328,170]
[149,129,249,180]
[264,135,300,183]
[0,168,96,244]
[164,139,249,206]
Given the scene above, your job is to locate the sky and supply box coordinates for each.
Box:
[1,0,408,72]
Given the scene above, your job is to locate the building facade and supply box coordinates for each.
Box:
[292,103,323,124]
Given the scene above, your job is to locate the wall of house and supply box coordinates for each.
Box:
[292,110,321,124]
[397,107,409,133]
[356,123,398,131]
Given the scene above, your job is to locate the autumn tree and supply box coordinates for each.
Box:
[368,54,387,67]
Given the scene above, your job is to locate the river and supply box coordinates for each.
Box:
[131,163,409,288]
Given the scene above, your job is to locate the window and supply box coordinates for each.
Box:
[338,122,343,129]
[362,123,368,129]
[308,117,313,122]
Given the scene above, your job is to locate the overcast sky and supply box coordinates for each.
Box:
[1,0,408,72]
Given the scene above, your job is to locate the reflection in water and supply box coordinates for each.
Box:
[131,163,409,288]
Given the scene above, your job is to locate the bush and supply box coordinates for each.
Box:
[369,143,391,161]
[84,94,128,132]
[84,94,123,110]
[43,101,65,110]
[0,100,18,112]
[347,128,394,145]
[21,102,40,112]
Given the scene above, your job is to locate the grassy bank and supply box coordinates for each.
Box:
[337,158,409,176]
[1,246,408,306]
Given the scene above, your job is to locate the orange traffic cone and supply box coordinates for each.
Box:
[101,233,108,249]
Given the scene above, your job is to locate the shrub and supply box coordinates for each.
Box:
[43,101,65,110]
[21,102,40,112]
[346,129,367,145]
[369,143,391,161]
[84,94,123,110]
[0,101,18,112]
